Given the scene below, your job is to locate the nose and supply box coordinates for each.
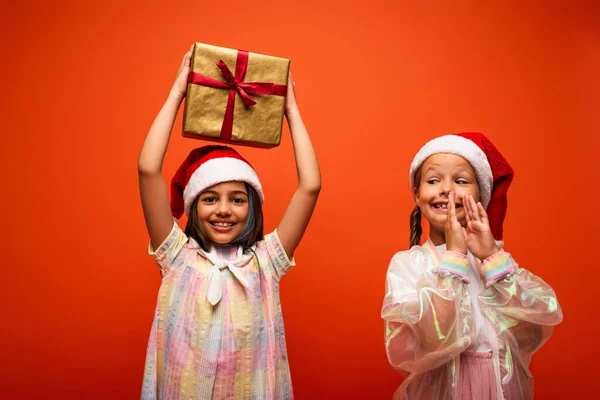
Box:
[215,200,232,216]
[439,180,452,197]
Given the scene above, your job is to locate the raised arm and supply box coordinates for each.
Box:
[138,46,192,249]
[276,73,322,257]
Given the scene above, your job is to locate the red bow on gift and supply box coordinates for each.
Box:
[187,50,287,140]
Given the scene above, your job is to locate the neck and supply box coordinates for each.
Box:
[429,228,446,246]
[212,243,240,261]
[212,242,235,249]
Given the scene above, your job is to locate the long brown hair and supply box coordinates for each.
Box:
[185,182,264,251]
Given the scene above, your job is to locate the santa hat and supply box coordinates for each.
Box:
[170,145,263,219]
[409,132,514,240]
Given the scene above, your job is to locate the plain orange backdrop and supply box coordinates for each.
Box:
[1,0,599,398]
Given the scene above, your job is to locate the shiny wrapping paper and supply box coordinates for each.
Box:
[183,42,290,148]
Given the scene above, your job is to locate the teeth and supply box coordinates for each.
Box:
[434,204,448,209]
[213,222,233,227]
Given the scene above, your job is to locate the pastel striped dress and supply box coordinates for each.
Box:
[142,222,295,399]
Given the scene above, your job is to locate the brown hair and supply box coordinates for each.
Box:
[185,182,264,251]
[410,167,423,248]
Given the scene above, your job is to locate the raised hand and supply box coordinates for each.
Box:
[171,45,194,100]
[277,71,322,258]
[138,45,196,249]
[445,192,467,255]
[463,194,499,260]
[285,72,298,116]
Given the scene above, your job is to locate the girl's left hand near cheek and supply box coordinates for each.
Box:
[463,194,499,260]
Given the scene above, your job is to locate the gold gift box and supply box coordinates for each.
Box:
[183,42,290,148]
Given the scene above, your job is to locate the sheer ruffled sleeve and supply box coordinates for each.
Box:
[478,250,563,362]
[382,248,474,374]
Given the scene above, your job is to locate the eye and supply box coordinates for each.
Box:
[231,197,247,204]
[426,179,439,185]
[455,178,470,185]
[202,196,217,203]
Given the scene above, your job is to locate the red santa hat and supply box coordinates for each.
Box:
[170,145,264,219]
[409,132,514,240]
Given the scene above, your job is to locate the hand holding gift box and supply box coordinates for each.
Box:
[183,43,290,148]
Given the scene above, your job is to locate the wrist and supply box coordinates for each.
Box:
[479,245,500,261]
[438,250,470,282]
[480,250,514,286]
[447,248,467,255]
[480,248,501,262]
[444,249,468,258]
[447,243,467,255]
[285,105,300,118]
[168,89,186,104]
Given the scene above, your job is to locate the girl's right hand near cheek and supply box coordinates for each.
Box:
[445,192,468,254]
[170,45,194,100]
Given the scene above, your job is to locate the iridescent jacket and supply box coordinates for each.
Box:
[382,239,562,399]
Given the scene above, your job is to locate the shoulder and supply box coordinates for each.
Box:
[385,246,434,291]
[149,222,196,274]
[255,230,283,254]
[389,245,429,267]
[386,245,432,279]
[253,230,295,279]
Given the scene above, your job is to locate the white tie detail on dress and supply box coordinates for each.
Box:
[201,245,255,306]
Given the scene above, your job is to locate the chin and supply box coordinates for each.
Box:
[208,236,235,244]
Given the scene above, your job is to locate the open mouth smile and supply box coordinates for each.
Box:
[431,202,462,211]
[209,221,237,232]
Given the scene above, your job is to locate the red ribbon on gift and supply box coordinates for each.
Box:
[187,50,287,140]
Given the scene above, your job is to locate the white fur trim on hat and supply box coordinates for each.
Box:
[409,135,493,207]
[183,157,264,215]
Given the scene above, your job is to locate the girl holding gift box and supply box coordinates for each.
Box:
[381,133,562,400]
[138,46,320,399]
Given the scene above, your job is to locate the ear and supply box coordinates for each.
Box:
[412,186,420,205]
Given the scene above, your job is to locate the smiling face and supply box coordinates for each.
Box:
[413,153,480,241]
[195,181,250,244]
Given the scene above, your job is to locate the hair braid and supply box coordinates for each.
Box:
[410,205,422,248]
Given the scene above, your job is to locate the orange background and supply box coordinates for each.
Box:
[2,0,598,398]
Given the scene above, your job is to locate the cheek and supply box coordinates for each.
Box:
[469,187,481,202]
[417,186,434,201]
[456,186,479,198]
[196,206,213,222]
[237,206,249,221]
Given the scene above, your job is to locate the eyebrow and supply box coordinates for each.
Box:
[424,165,441,174]
[423,165,474,176]
[453,166,475,175]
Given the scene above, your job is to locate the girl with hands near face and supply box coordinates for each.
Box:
[382,133,562,400]
[446,192,499,262]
